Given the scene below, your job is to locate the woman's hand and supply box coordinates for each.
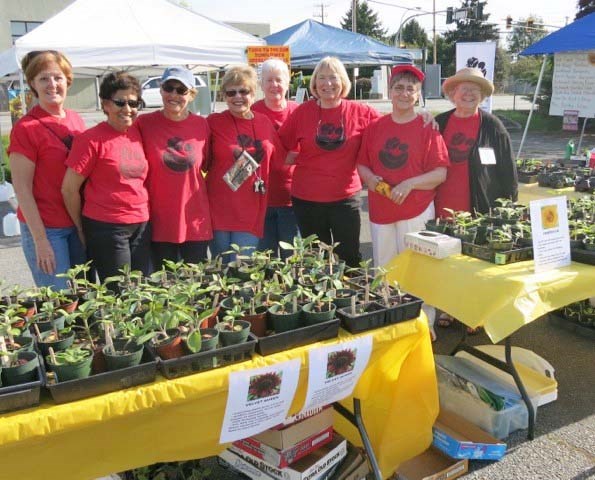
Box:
[366,175,382,192]
[35,237,56,274]
[419,110,438,130]
[390,179,414,205]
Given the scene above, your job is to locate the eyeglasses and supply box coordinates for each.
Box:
[392,84,418,95]
[162,83,189,95]
[110,98,141,109]
[225,88,251,98]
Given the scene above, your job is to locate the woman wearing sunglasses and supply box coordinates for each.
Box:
[134,66,212,268]
[206,65,282,262]
[62,72,151,282]
[8,50,86,288]
[252,58,299,258]
[278,56,381,267]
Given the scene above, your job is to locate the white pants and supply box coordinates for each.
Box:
[370,201,436,328]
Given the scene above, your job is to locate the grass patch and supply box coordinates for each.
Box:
[494,110,595,133]
[1,135,11,182]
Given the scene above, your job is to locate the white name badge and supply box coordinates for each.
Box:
[479,147,497,165]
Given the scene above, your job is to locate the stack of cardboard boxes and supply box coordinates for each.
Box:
[219,407,370,480]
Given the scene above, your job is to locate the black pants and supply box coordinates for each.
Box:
[152,241,209,268]
[82,217,152,283]
[291,194,362,267]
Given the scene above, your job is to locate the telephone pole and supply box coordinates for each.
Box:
[432,0,437,63]
[352,0,357,32]
[314,3,330,24]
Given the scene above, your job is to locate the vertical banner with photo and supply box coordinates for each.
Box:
[219,359,301,443]
[456,41,497,113]
[301,335,373,412]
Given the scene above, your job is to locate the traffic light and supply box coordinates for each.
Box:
[527,17,534,28]
[446,7,454,24]
[506,15,512,29]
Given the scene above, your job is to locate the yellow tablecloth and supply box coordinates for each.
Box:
[518,183,585,204]
[0,318,437,480]
[388,250,595,343]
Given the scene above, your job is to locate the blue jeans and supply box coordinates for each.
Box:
[20,222,86,289]
[258,206,300,259]
[210,230,259,264]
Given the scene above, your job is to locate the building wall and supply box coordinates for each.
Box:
[225,22,270,38]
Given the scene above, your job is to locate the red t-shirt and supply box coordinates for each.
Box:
[357,115,450,224]
[435,112,480,217]
[206,110,281,237]
[8,106,85,227]
[252,100,298,207]
[134,111,212,243]
[66,122,149,224]
[279,99,381,202]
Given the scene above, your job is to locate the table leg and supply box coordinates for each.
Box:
[334,398,382,480]
[450,324,536,440]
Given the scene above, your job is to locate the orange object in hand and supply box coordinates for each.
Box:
[375,180,392,198]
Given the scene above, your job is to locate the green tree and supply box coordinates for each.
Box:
[576,0,595,19]
[389,19,431,49]
[507,15,547,54]
[341,1,388,43]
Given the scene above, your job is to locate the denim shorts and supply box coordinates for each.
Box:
[20,222,86,289]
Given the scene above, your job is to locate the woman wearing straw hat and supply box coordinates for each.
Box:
[434,67,517,218]
[434,67,518,333]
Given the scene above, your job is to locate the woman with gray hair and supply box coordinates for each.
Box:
[252,58,300,258]
[279,56,381,266]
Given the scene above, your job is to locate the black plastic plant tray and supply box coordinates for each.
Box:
[571,248,595,265]
[384,295,423,324]
[154,333,257,379]
[518,173,538,184]
[45,348,157,404]
[462,242,533,265]
[337,302,386,334]
[0,363,43,413]
[548,312,595,340]
[256,319,340,356]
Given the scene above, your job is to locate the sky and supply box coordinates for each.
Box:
[187,0,578,42]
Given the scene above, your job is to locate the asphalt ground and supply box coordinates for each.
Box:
[0,117,594,479]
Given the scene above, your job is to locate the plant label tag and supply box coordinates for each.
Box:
[479,148,496,165]
[223,150,259,192]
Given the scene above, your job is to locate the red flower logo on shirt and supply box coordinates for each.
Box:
[379,137,408,169]
[233,134,264,163]
[119,145,146,179]
[162,137,196,172]
[448,133,475,163]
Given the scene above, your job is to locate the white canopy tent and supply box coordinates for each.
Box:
[0,0,265,111]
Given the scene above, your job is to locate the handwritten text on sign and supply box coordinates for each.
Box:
[550,52,595,117]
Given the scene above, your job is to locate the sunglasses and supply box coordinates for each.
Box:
[225,88,251,98]
[110,98,141,109]
[162,83,189,95]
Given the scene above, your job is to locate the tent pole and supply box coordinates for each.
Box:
[577,117,588,154]
[18,69,27,115]
[95,76,100,111]
[517,54,547,159]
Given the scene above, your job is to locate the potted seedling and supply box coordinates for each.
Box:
[56,260,94,300]
[444,208,479,243]
[183,308,218,353]
[487,226,515,251]
[146,296,194,360]
[0,306,32,354]
[0,349,40,387]
[268,287,303,334]
[102,312,154,371]
[216,305,251,346]
[301,288,336,326]
[46,345,93,382]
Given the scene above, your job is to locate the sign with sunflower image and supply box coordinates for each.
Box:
[529,197,571,273]
[301,336,373,412]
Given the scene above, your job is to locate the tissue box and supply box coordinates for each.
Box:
[405,231,461,259]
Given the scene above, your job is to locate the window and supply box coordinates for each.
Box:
[10,21,42,44]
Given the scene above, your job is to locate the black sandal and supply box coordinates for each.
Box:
[437,313,455,328]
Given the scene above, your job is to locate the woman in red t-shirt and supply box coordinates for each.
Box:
[134,66,212,268]
[252,58,299,258]
[206,65,282,262]
[279,56,381,267]
[62,72,150,282]
[8,50,86,289]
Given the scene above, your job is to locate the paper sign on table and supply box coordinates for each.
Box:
[529,196,571,273]
[301,335,373,411]
[220,359,301,443]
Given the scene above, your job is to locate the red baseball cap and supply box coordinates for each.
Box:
[390,65,425,82]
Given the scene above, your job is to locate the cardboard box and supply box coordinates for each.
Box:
[218,449,276,479]
[405,231,461,259]
[396,446,468,480]
[232,425,333,468]
[330,443,371,480]
[252,406,334,450]
[433,410,506,461]
[228,432,347,480]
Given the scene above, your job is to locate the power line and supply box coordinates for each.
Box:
[313,3,330,24]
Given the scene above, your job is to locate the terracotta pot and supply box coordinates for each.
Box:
[154,329,185,360]
[242,306,268,337]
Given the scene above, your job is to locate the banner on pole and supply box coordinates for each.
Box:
[455,42,496,113]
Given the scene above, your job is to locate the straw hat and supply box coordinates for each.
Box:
[442,67,494,98]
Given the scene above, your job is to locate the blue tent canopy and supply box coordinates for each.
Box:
[520,12,595,55]
[265,19,412,68]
